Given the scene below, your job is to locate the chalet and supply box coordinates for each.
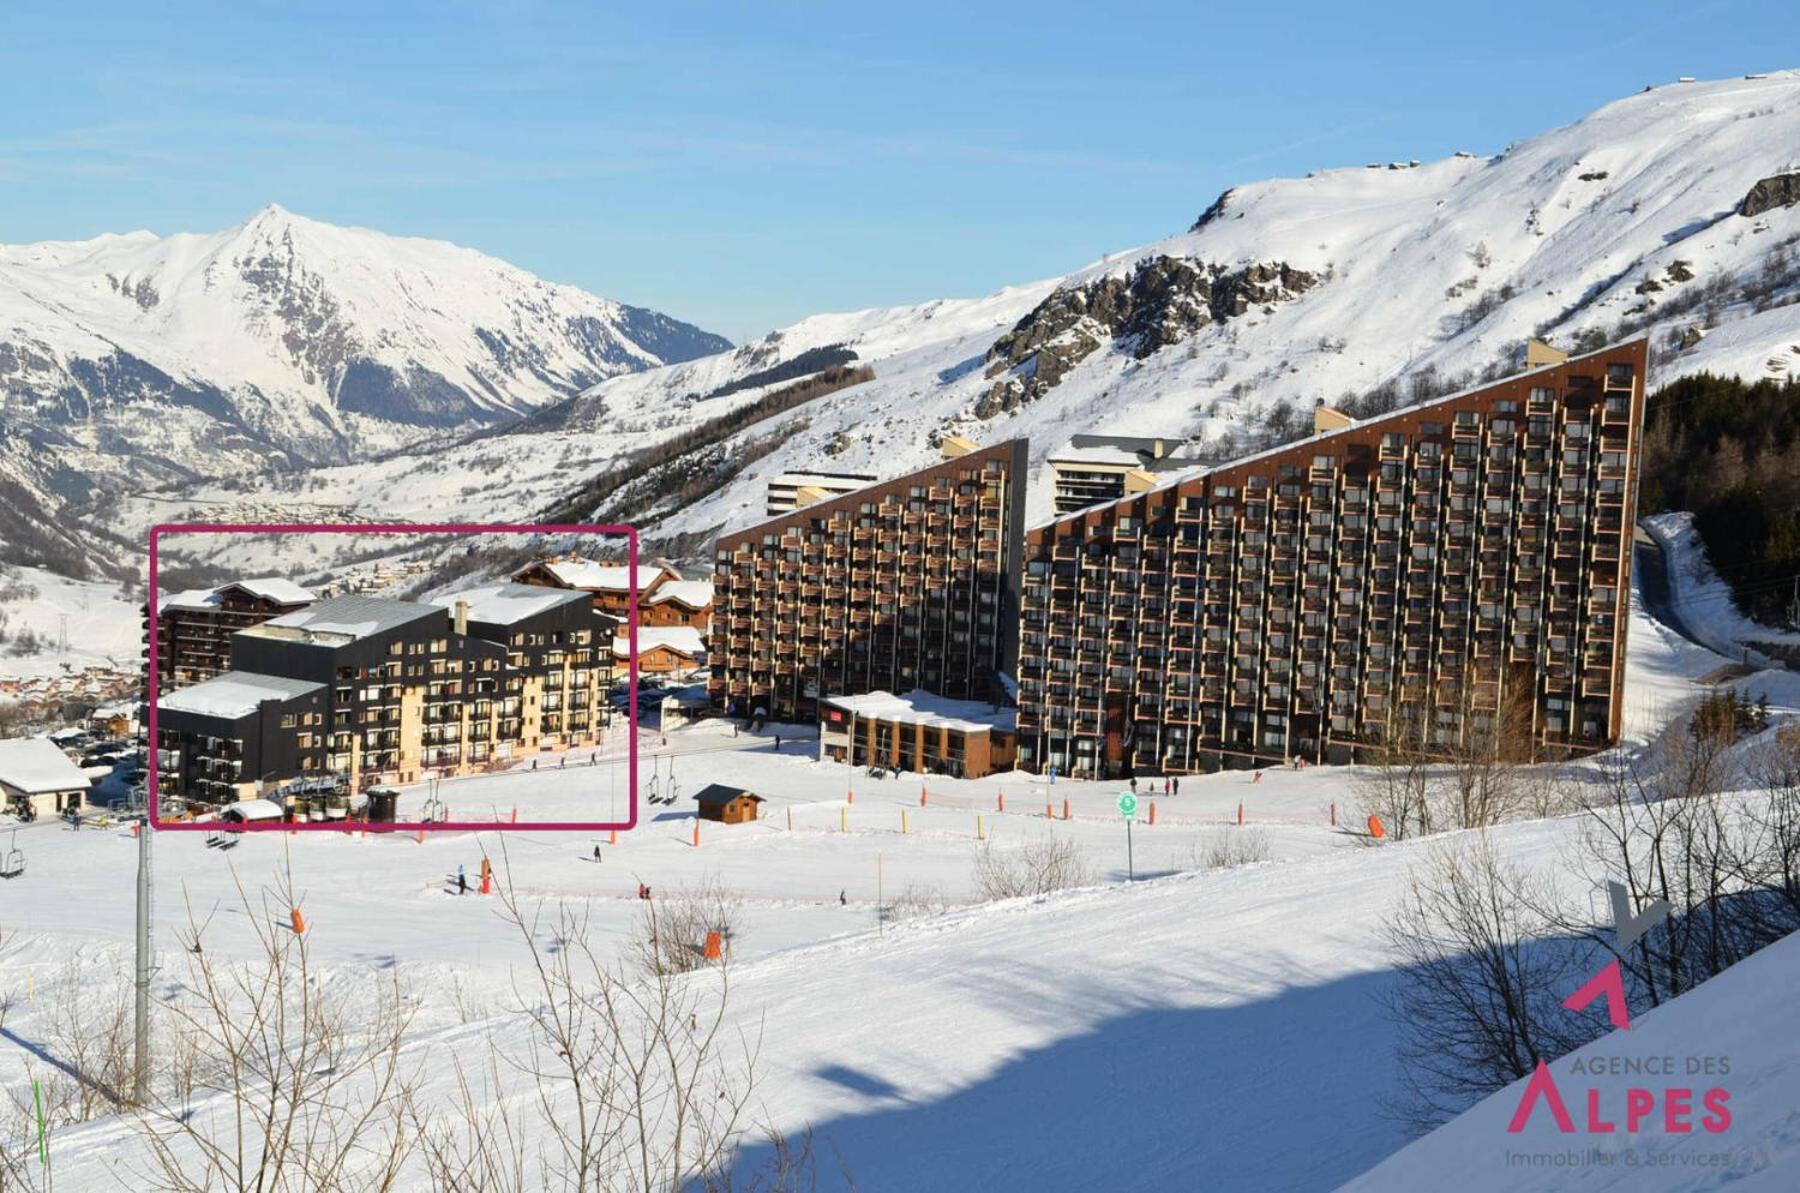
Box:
[694,783,764,825]
[614,627,705,675]
[512,557,678,621]
[642,579,714,632]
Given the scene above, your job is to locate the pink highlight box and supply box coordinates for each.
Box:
[147,522,640,834]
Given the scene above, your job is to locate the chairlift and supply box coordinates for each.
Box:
[0,833,23,880]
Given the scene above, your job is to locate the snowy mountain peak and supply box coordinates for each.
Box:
[0,206,730,458]
[0,207,731,575]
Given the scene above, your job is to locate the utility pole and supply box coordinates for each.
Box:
[133,800,152,1105]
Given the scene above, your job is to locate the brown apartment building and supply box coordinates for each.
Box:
[1015,340,1647,777]
[152,578,317,689]
[709,439,1030,723]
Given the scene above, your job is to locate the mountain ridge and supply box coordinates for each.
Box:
[0,204,730,573]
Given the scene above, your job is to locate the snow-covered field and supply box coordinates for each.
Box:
[0,566,141,682]
[4,569,1800,1189]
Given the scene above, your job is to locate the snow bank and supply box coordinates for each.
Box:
[1346,930,1800,1191]
[1642,511,1799,669]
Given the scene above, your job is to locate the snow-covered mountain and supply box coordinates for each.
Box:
[68,70,1800,590]
[515,69,1800,538]
[0,204,728,454]
[0,204,728,575]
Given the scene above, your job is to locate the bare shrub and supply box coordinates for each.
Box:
[1199,828,1271,870]
[7,961,133,1131]
[632,876,744,978]
[1354,699,1435,840]
[881,882,946,923]
[131,872,420,1192]
[465,850,769,1192]
[1382,835,1600,1129]
[973,835,1091,900]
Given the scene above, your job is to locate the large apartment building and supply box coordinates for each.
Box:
[709,440,1029,723]
[151,578,316,688]
[156,583,613,804]
[1015,340,1648,778]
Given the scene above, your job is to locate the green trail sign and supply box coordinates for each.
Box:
[1118,792,1137,819]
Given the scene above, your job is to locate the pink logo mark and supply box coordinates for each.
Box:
[1507,1060,1575,1133]
[1561,958,1633,1031]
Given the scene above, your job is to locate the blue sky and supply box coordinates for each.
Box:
[2,1,1794,341]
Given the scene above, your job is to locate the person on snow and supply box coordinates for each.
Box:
[593,844,602,860]
[839,889,847,906]
[456,865,468,895]
[1128,777,1137,795]
[773,733,781,752]
[1172,777,1180,796]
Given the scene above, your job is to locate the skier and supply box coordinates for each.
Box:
[531,759,538,772]
[1252,770,1264,785]
[839,889,847,906]
[593,844,602,861]
[773,733,781,752]
[456,864,468,896]
[1172,777,1180,796]
[1128,777,1137,795]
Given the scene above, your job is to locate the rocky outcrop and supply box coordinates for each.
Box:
[1739,172,1800,218]
[973,256,1317,418]
[1189,189,1236,233]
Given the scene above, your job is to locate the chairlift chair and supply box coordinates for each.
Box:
[0,833,23,880]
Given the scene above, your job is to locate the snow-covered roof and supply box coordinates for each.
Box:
[430,582,588,626]
[249,596,440,644]
[526,560,670,593]
[158,671,326,719]
[821,688,1016,734]
[768,471,876,488]
[232,577,316,603]
[694,782,762,806]
[0,737,90,794]
[160,577,315,612]
[221,798,285,822]
[645,579,714,609]
[613,627,706,658]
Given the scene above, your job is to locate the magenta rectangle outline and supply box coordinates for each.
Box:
[146,522,639,834]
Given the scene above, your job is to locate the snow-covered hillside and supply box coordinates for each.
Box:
[7,569,1799,1189]
[0,204,728,457]
[0,205,728,576]
[0,565,140,680]
[523,69,1800,536]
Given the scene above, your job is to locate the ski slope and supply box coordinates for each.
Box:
[5,568,1800,1189]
